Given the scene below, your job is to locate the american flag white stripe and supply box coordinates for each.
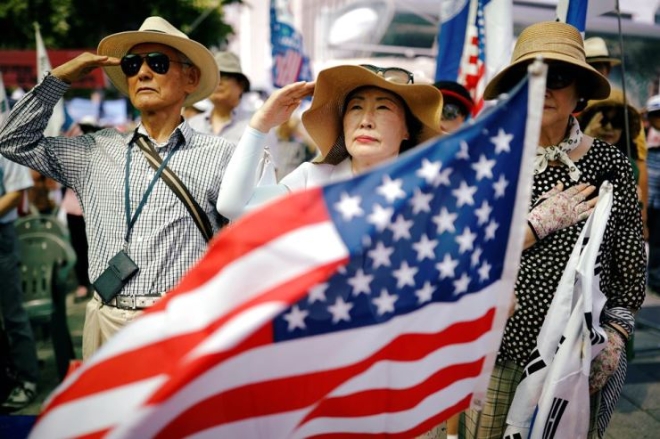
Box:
[30,377,166,439]
[64,220,347,367]
[153,287,497,396]
[172,379,475,439]
[326,332,495,397]
[291,379,478,439]
[101,288,499,438]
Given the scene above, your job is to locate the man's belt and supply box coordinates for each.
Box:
[104,295,162,310]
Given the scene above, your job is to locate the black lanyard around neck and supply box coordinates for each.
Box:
[124,138,181,243]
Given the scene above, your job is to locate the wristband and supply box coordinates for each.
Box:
[528,220,541,242]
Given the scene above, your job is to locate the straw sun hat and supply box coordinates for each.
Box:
[580,89,642,140]
[484,21,610,101]
[302,65,443,159]
[97,16,218,106]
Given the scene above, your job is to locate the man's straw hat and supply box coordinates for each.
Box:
[302,65,443,159]
[97,16,218,106]
[484,21,610,101]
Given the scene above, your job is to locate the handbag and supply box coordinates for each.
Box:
[135,135,216,242]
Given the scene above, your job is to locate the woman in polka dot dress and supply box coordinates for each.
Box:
[462,21,647,439]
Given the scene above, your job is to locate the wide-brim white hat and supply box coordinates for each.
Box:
[97,16,218,106]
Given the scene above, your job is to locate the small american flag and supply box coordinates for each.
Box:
[29,73,542,439]
[436,0,513,116]
[458,0,487,114]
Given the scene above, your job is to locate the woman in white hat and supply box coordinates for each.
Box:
[463,21,646,438]
[216,64,443,219]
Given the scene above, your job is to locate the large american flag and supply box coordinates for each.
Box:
[29,73,542,438]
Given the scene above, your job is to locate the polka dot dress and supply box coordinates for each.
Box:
[498,139,647,367]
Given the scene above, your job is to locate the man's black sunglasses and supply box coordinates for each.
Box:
[546,64,577,90]
[120,52,191,77]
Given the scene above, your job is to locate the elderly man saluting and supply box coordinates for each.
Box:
[0,17,235,359]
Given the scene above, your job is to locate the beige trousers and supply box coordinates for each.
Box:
[82,295,143,360]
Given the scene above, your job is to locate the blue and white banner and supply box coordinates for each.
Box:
[435,0,471,82]
[270,0,313,88]
[556,0,589,33]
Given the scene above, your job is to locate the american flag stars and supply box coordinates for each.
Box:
[275,122,522,339]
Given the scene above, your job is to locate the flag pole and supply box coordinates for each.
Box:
[614,0,632,158]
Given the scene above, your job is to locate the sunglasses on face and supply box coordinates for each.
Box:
[360,64,414,84]
[598,108,626,129]
[546,64,576,90]
[120,52,191,77]
[442,103,465,121]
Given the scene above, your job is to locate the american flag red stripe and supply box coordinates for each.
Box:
[100,291,498,438]
[134,306,496,438]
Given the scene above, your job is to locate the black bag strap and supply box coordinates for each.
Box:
[135,135,214,243]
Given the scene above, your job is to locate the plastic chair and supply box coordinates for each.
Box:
[18,232,77,381]
[14,215,69,240]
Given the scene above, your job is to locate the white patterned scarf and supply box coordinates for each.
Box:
[534,115,583,182]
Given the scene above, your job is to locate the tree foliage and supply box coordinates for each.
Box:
[0,0,242,50]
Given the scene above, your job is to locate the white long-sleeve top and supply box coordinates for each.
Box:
[216,126,353,220]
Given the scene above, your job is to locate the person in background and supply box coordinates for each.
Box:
[578,92,645,222]
[645,94,660,293]
[583,37,620,79]
[0,156,39,411]
[188,51,280,181]
[433,80,475,134]
[188,51,251,142]
[463,22,646,438]
[216,64,443,220]
[584,36,649,238]
[273,115,317,180]
[28,170,61,215]
[0,16,235,360]
[182,98,212,120]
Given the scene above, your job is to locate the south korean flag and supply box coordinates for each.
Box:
[504,182,612,439]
